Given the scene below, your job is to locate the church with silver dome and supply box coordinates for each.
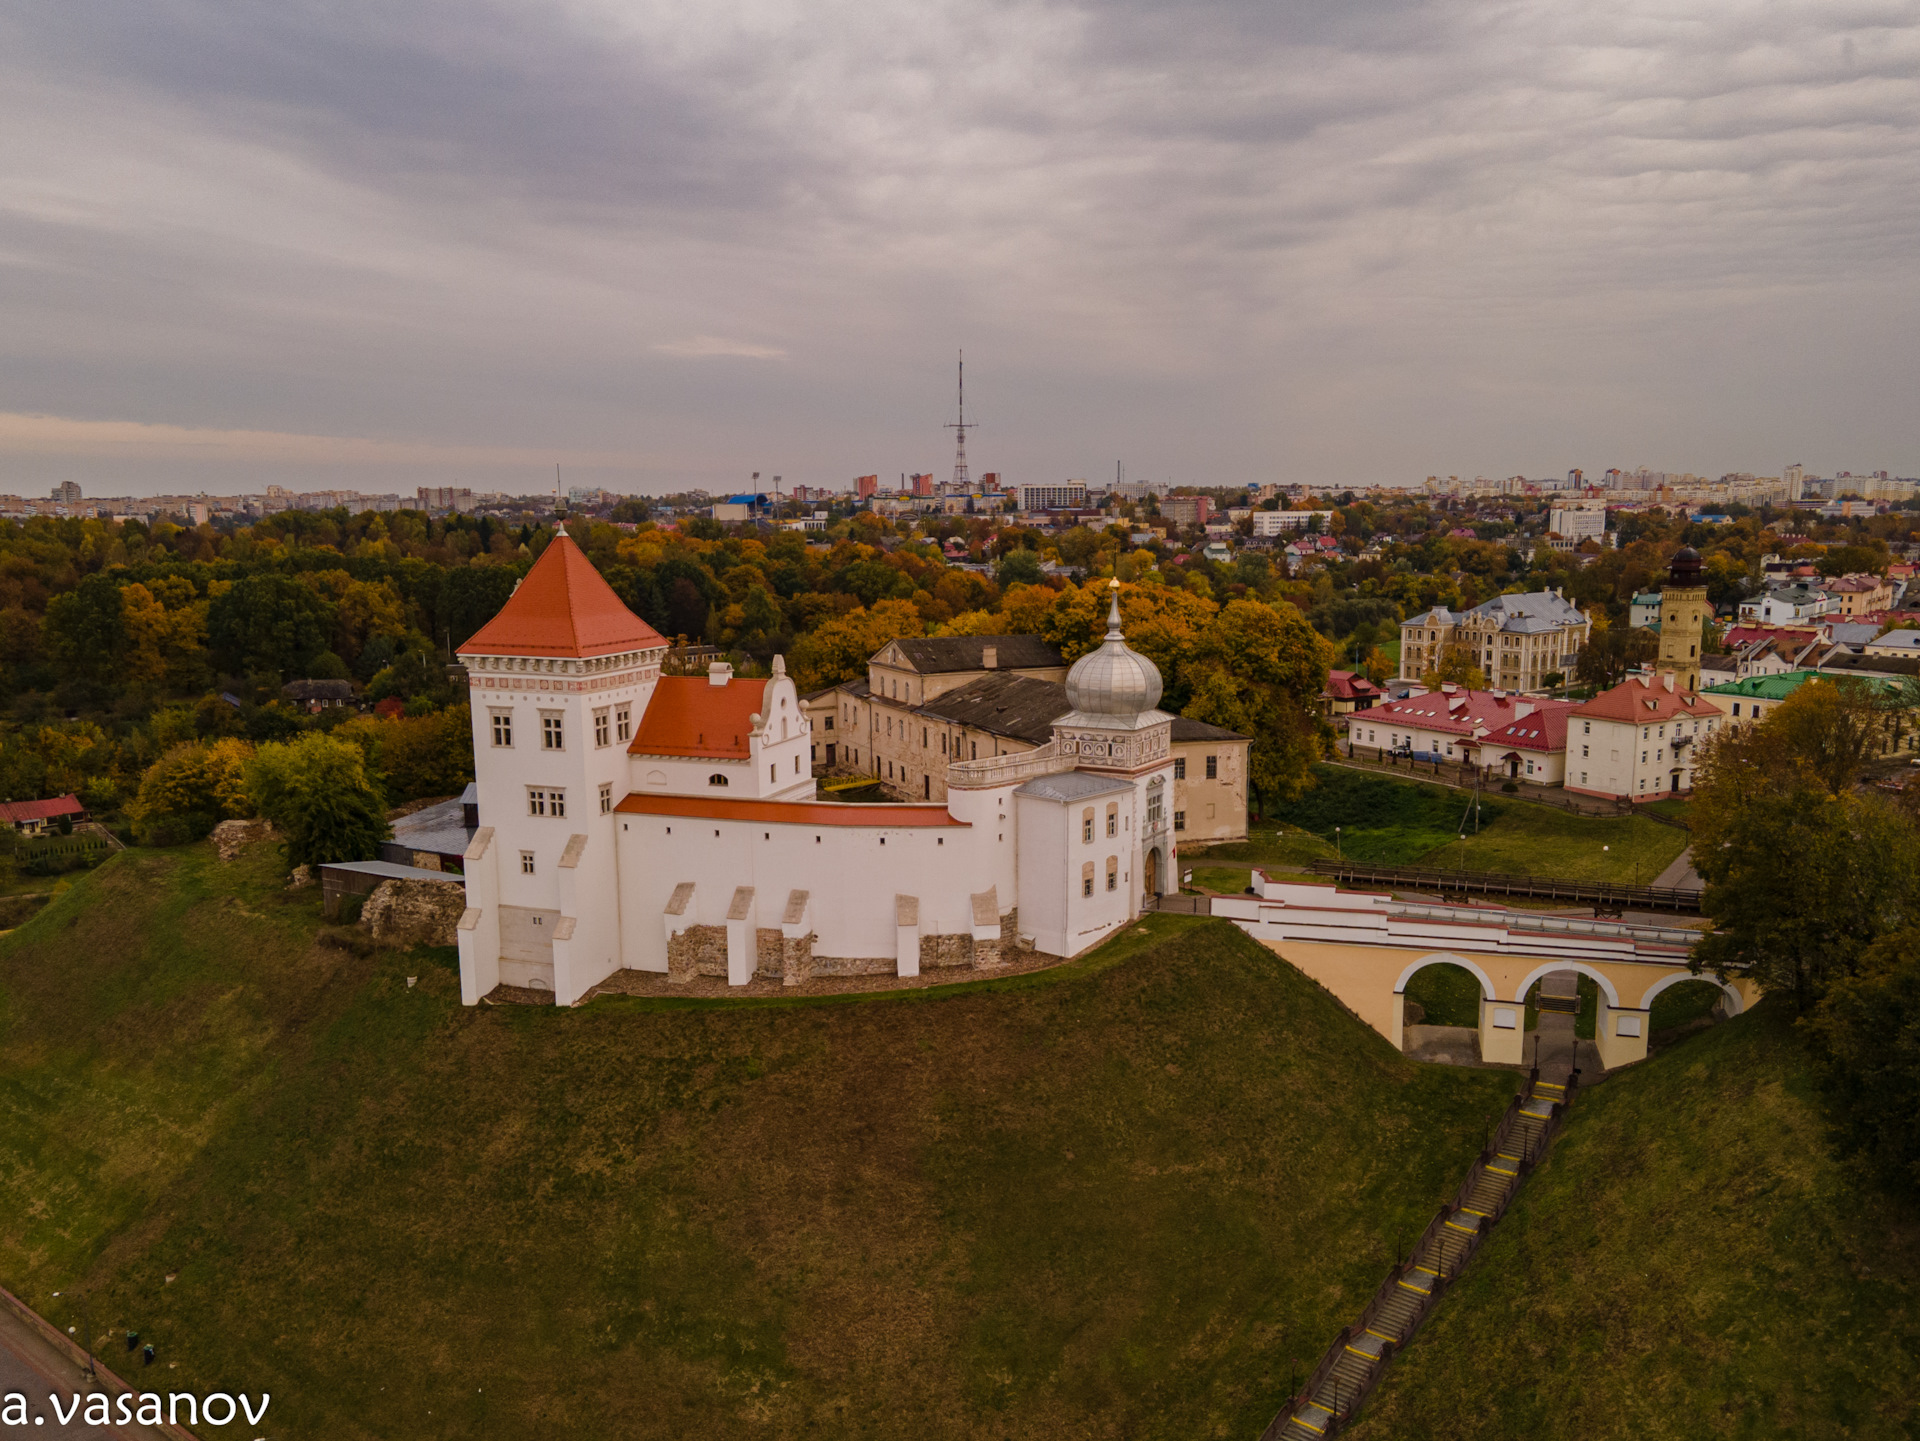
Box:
[454,548,1185,1006]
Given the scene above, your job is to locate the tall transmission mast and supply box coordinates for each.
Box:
[945,351,973,490]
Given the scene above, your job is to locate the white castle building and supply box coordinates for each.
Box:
[453,531,1179,1004]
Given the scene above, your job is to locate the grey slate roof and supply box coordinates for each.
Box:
[1818,652,1920,679]
[1468,590,1586,634]
[883,635,1066,673]
[1014,771,1135,802]
[282,678,355,701]
[1869,630,1920,652]
[1170,716,1249,743]
[915,672,1070,744]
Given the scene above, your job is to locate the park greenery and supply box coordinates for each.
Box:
[0,488,1909,843]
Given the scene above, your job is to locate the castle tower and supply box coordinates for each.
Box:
[1656,546,1711,692]
[1003,581,1177,959]
[455,527,669,1005]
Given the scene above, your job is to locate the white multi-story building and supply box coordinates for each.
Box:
[1250,509,1336,536]
[455,536,1178,1003]
[1015,481,1089,512]
[1565,674,1722,802]
[1547,501,1607,543]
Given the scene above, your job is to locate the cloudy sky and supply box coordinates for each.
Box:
[1,0,1916,496]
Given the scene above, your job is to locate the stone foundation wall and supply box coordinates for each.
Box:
[668,925,729,983]
[360,877,467,947]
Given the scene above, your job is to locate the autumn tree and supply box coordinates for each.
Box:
[1420,643,1489,691]
[1179,600,1332,807]
[245,732,390,870]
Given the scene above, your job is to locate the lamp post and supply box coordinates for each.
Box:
[1335,826,1342,859]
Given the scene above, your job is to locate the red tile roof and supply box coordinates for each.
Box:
[1323,670,1382,701]
[1570,676,1720,723]
[1363,688,1527,737]
[629,675,768,758]
[1476,700,1577,752]
[614,792,968,828]
[457,531,666,659]
[0,794,85,824]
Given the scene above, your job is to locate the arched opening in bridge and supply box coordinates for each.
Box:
[1394,955,1495,1061]
[1640,974,1742,1047]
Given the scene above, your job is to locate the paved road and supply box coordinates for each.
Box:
[1650,845,1703,892]
[0,1302,172,1440]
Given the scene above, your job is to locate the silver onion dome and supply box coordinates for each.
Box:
[1065,582,1163,716]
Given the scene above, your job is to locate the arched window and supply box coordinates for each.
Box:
[708,773,729,787]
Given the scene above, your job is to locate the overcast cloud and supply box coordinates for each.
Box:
[0,0,1915,495]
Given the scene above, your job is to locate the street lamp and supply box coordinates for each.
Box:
[1335,826,1342,859]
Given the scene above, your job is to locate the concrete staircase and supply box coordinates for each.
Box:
[1261,1068,1574,1440]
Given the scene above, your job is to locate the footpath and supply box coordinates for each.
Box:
[0,1287,186,1440]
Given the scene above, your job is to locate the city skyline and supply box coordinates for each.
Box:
[2,1,1916,495]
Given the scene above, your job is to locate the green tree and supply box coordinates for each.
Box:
[207,574,335,679]
[245,732,390,870]
[1179,600,1332,807]
[131,737,255,845]
[42,574,127,686]
[996,549,1046,588]
[1804,929,1920,1196]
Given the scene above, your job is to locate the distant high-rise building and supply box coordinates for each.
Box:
[49,481,82,504]
[1161,495,1214,527]
[1015,481,1088,513]
[854,474,878,500]
[416,486,475,514]
[911,473,935,497]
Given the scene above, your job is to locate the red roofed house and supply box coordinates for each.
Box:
[1319,670,1383,717]
[1565,674,1725,801]
[1342,685,1533,767]
[0,794,87,835]
[1475,701,1580,785]
[451,539,1190,1004]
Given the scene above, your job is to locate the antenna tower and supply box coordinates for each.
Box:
[945,350,973,490]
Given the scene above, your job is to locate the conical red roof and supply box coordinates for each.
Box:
[457,531,666,659]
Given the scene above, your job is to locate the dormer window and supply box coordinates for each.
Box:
[708,773,729,787]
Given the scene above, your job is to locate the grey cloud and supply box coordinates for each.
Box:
[0,0,1915,493]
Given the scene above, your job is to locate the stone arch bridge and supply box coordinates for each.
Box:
[1213,875,1754,1069]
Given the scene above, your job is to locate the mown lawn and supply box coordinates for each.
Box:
[1268,764,1689,884]
[0,845,1518,1441]
[1345,999,1920,1441]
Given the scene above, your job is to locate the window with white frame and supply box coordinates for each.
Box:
[527,787,565,817]
[541,712,564,750]
[1174,757,1186,779]
[1106,804,1118,838]
[490,709,513,747]
[1205,754,1217,779]
[594,707,611,747]
[1082,809,1094,844]
[599,782,613,814]
[520,851,535,874]
[615,703,631,741]
[1173,810,1186,831]
[1106,857,1118,891]
[1081,862,1094,898]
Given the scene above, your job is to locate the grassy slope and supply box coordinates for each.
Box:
[0,846,1517,1441]
[1347,1000,1920,1441]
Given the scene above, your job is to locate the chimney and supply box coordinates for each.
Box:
[708,661,733,687]
[1441,682,1458,694]
[1662,671,1676,692]
[982,645,997,669]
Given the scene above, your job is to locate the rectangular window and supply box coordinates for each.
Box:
[600,782,612,814]
[1205,754,1217,780]
[490,710,513,748]
[1174,810,1186,831]
[528,788,548,817]
[1147,794,1163,827]
[594,707,611,747]
[1083,813,1094,843]
[1174,757,1187,780]
[825,715,834,730]
[553,789,565,817]
[1580,772,1587,785]
[1106,807,1117,838]
[1106,864,1118,892]
[520,851,535,875]
[1083,876,1094,897]
[542,713,564,750]
[615,704,631,741]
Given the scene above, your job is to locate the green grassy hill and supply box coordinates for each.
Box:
[0,846,1516,1441]
[1346,999,1920,1441]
